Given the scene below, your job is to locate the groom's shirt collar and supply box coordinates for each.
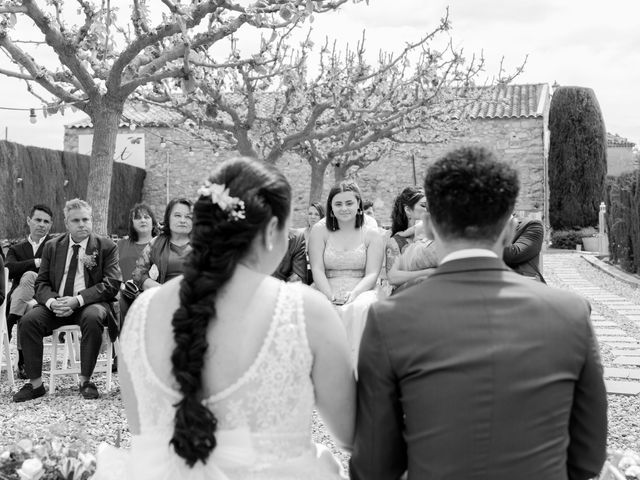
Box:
[440,248,498,265]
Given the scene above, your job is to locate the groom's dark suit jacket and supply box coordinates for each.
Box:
[34,233,122,339]
[351,256,607,480]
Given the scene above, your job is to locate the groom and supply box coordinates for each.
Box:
[12,198,121,402]
[351,146,607,480]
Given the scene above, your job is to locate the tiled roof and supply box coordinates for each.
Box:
[607,132,635,148]
[459,83,549,119]
[65,83,549,129]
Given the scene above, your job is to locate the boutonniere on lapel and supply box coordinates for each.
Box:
[79,250,98,270]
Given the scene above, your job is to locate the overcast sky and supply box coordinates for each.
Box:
[1,0,638,150]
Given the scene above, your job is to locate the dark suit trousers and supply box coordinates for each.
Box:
[20,304,108,379]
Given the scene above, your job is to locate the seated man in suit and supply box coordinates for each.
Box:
[5,204,55,378]
[351,146,607,480]
[503,213,546,283]
[13,199,121,402]
[272,229,309,284]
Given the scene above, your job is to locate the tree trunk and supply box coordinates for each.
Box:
[236,127,259,158]
[333,162,347,184]
[265,145,283,164]
[309,162,327,204]
[86,101,124,235]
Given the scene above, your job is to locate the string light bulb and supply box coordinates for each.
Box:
[189,147,194,156]
[29,108,37,124]
[160,137,166,148]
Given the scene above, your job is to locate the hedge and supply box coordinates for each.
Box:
[0,140,145,239]
[548,86,607,230]
[604,173,640,273]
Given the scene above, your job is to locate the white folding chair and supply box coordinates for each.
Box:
[43,324,114,394]
[0,268,15,387]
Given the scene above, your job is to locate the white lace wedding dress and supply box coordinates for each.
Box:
[94,284,345,480]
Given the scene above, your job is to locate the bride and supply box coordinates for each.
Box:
[94,157,355,479]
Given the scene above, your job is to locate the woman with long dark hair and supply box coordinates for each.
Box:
[117,204,158,324]
[385,187,427,275]
[308,180,384,369]
[384,187,438,291]
[95,157,355,479]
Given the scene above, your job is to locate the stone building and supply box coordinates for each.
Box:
[606,133,636,176]
[64,83,551,229]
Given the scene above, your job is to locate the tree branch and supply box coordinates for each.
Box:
[120,67,184,96]
[0,34,86,104]
[21,0,100,95]
[0,66,32,80]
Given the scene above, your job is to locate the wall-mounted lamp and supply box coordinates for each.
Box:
[129,123,136,131]
[160,137,166,148]
[63,179,69,187]
[16,177,23,184]
[29,109,37,124]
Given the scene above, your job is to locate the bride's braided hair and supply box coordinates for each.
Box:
[169,157,291,467]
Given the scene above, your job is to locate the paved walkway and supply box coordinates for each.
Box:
[544,252,640,395]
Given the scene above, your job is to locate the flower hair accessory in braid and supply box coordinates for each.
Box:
[197,181,246,221]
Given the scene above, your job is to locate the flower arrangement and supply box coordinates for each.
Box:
[197,181,246,221]
[78,251,98,270]
[598,449,640,479]
[0,438,96,480]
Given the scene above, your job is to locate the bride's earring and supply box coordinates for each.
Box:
[267,243,273,252]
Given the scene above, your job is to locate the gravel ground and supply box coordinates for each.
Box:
[1,253,639,475]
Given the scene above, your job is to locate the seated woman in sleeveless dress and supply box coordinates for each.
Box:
[94,157,355,480]
[384,187,427,293]
[308,181,384,370]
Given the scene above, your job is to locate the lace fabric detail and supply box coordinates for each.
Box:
[120,288,179,432]
[323,241,367,300]
[119,283,325,473]
[205,283,315,463]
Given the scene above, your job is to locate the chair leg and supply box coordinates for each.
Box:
[0,314,15,387]
[105,339,113,392]
[1,328,14,388]
[49,335,58,395]
[69,331,80,384]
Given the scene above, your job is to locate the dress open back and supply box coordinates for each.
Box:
[94,283,344,480]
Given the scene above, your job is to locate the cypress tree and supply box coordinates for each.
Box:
[548,86,608,230]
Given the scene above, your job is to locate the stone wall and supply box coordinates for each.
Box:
[301,117,548,228]
[65,115,547,230]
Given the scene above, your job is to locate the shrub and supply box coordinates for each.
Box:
[550,230,583,250]
[604,173,639,273]
[548,86,607,230]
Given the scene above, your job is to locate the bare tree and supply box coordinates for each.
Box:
[148,8,521,203]
[0,0,354,232]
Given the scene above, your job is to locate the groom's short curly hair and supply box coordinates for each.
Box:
[424,146,519,243]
